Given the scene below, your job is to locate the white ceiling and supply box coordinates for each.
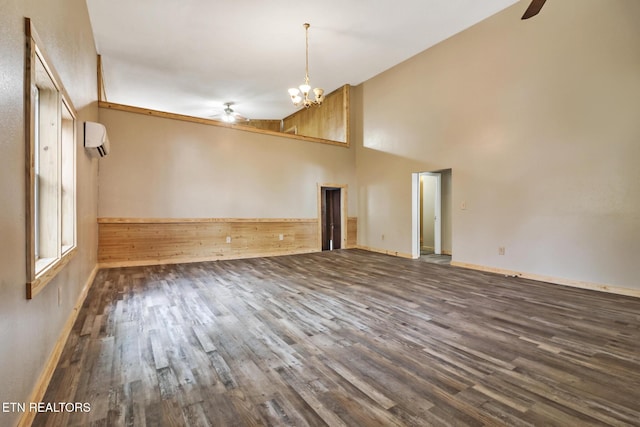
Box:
[87,0,520,120]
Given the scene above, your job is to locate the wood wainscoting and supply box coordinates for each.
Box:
[347,216,357,248]
[98,217,358,267]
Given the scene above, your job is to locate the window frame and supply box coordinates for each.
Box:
[25,18,77,299]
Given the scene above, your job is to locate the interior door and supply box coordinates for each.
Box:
[322,188,341,250]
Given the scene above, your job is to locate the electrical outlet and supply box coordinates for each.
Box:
[461,201,467,210]
[279,234,284,241]
[226,236,231,243]
[381,234,385,241]
[498,246,506,255]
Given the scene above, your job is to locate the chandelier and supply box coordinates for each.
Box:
[288,23,324,108]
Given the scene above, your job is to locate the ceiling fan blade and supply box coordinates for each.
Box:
[208,102,249,122]
[209,113,249,123]
[521,0,547,19]
[232,113,250,122]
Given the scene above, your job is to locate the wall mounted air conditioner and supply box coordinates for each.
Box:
[84,121,110,157]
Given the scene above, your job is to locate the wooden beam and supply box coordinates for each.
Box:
[97,54,106,102]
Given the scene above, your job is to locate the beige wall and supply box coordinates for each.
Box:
[98,108,357,219]
[355,0,640,290]
[0,1,98,426]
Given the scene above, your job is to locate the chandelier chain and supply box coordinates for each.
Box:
[304,23,310,85]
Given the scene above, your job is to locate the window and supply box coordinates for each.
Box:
[25,18,77,299]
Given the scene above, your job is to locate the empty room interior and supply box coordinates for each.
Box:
[1,0,640,426]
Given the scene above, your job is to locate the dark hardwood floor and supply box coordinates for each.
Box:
[34,249,640,426]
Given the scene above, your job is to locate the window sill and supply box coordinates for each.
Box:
[27,247,77,299]
[35,257,56,273]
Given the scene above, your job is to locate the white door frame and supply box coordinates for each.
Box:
[411,172,442,258]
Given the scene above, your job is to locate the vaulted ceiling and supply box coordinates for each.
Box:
[87,0,520,120]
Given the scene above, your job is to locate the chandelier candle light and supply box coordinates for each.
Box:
[288,23,324,108]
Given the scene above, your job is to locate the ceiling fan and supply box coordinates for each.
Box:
[211,102,249,123]
[522,0,547,19]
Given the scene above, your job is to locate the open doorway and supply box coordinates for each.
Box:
[419,173,441,255]
[319,185,347,251]
[412,169,452,263]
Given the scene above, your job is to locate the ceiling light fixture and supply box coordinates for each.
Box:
[288,23,324,108]
[222,103,236,123]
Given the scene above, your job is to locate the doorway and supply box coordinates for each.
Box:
[320,186,345,251]
[412,170,451,260]
[420,173,441,255]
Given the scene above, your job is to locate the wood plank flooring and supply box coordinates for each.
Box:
[34,249,640,426]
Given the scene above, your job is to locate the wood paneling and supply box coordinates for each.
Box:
[98,218,320,267]
[245,119,281,132]
[347,216,357,248]
[283,85,349,143]
[97,54,105,102]
[34,250,640,426]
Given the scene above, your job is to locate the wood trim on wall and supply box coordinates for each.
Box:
[344,84,350,146]
[98,217,315,224]
[97,54,106,102]
[350,249,637,298]
[24,18,79,299]
[356,245,414,260]
[347,217,357,249]
[451,261,640,299]
[27,249,77,299]
[99,217,358,268]
[18,265,99,427]
[99,218,318,267]
[98,102,350,148]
